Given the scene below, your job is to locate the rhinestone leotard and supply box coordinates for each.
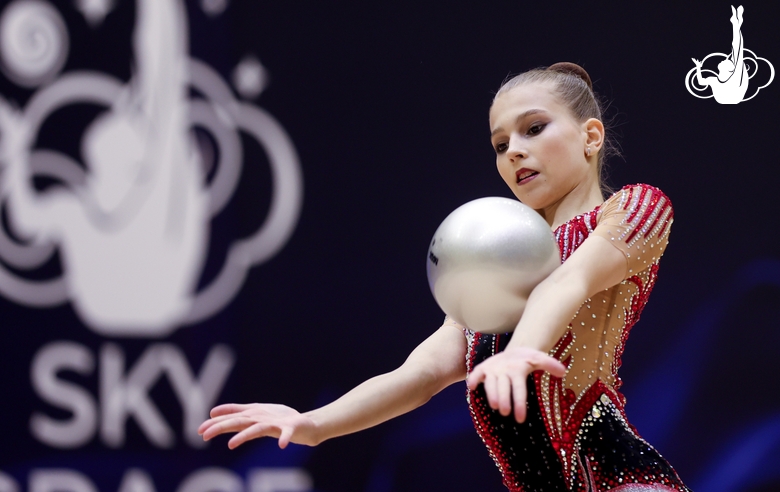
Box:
[461,183,690,492]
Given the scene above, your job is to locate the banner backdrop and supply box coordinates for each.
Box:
[0,1,778,491]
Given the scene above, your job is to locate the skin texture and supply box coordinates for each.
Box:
[489,81,605,229]
[198,80,630,447]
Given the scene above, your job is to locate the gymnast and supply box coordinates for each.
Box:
[199,62,690,491]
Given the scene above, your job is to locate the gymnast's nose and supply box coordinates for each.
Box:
[507,133,526,161]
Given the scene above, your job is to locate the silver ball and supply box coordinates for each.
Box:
[426,197,560,334]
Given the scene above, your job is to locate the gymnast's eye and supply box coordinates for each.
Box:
[528,123,546,136]
[494,142,508,154]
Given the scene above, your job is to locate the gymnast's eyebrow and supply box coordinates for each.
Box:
[491,109,547,137]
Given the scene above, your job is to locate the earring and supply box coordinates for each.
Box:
[586,147,591,156]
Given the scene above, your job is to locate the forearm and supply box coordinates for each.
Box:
[304,365,442,444]
[305,324,466,444]
[506,233,628,354]
[506,274,589,354]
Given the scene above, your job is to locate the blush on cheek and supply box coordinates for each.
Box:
[501,175,515,189]
[497,164,512,184]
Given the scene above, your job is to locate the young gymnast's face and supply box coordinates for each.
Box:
[489,82,592,211]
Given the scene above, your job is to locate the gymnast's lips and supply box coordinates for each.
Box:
[516,168,539,184]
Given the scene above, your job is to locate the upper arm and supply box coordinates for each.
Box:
[547,234,627,297]
[401,323,467,391]
[551,184,674,296]
[591,184,673,276]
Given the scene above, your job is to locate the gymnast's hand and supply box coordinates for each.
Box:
[198,403,318,449]
[466,347,566,423]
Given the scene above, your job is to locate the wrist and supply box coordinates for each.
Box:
[502,344,546,359]
[506,328,550,353]
[302,410,327,446]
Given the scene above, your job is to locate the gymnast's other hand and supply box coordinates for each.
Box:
[198,403,318,449]
[466,347,567,423]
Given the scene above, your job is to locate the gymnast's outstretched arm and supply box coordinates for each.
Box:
[466,234,626,422]
[199,322,468,449]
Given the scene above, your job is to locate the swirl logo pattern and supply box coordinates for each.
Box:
[685,6,774,104]
[0,0,303,337]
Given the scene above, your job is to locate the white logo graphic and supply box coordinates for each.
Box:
[0,0,304,337]
[685,5,774,104]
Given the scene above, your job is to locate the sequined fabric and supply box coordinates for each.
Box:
[464,184,689,492]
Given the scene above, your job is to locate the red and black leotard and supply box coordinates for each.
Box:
[463,184,690,492]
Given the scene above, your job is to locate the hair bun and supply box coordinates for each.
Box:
[547,62,592,90]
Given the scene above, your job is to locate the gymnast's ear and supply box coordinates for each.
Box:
[582,118,605,153]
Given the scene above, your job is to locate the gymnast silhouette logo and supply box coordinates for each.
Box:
[0,0,303,337]
[685,5,774,104]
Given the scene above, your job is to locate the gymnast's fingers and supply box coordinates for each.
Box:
[209,403,251,418]
[199,410,253,435]
[278,426,295,449]
[511,374,528,423]
[201,416,255,441]
[497,374,512,417]
[483,374,499,410]
[466,364,486,391]
[533,354,567,378]
[228,423,279,450]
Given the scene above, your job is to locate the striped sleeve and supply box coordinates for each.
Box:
[591,184,674,276]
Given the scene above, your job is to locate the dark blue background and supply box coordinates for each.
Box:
[1,1,778,491]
